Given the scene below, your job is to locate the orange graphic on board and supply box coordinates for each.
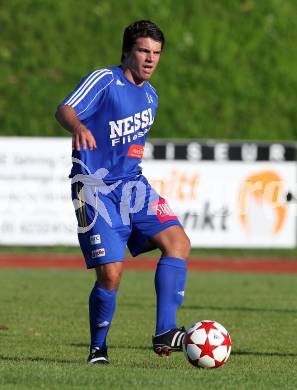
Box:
[149,170,199,201]
[238,170,287,235]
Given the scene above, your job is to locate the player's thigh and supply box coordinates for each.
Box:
[150,225,191,260]
[128,176,184,256]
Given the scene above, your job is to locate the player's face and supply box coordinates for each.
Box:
[124,37,162,85]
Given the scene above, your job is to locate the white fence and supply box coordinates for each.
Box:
[0,137,296,247]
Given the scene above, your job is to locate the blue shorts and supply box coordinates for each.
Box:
[71,175,182,268]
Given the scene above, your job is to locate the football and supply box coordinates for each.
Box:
[183,320,232,368]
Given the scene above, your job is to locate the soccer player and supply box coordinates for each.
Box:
[55,20,190,365]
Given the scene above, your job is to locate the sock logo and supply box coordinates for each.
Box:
[97,321,110,328]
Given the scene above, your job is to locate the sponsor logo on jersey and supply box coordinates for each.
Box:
[91,248,105,258]
[127,144,144,158]
[150,198,178,223]
[90,234,101,245]
[109,108,154,147]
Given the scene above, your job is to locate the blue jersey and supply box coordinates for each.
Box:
[62,66,158,182]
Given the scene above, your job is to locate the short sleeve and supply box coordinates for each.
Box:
[62,69,114,121]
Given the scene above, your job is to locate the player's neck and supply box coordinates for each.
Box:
[120,65,144,86]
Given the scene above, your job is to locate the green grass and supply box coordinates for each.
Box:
[1,269,297,389]
[1,245,297,258]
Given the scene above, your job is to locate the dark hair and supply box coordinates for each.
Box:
[121,20,165,62]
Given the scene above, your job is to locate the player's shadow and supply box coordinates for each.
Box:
[180,304,297,314]
[119,302,154,308]
[0,354,82,364]
[70,342,150,351]
[119,302,297,314]
[70,343,297,357]
[233,350,297,358]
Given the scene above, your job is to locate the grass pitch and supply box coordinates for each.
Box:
[1,268,297,389]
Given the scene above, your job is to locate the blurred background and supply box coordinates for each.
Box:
[1,0,297,140]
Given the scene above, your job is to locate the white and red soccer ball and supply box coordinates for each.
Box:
[183,320,231,368]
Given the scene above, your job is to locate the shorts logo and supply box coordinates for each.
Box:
[90,234,101,245]
[127,144,144,158]
[91,248,105,258]
[150,198,178,223]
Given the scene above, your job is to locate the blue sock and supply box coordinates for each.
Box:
[89,282,117,350]
[154,257,187,335]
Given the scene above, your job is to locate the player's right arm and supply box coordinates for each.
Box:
[55,68,114,151]
[55,105,96,151]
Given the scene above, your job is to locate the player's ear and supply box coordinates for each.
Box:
[123,49,133,63]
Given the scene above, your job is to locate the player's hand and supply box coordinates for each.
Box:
[72,125,97,151]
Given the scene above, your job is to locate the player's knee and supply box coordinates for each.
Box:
[184,234,191,259]
[176,233,191,259]
[99,272,121,290]
[96,265,122,290]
